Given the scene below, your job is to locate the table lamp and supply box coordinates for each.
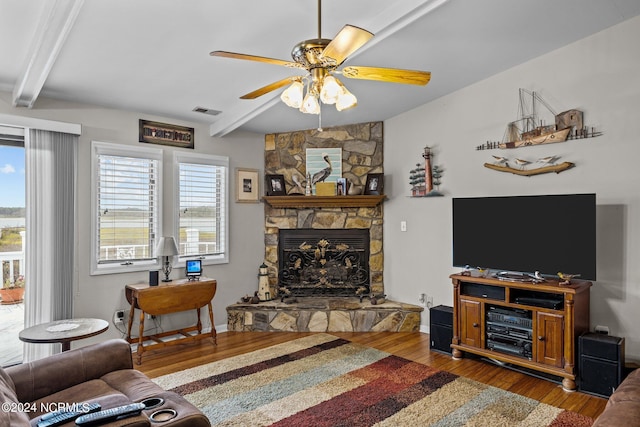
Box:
[156,237,179,282]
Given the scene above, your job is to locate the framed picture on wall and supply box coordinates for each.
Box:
[364,173,384,195]
[236,168,260,203]
[265,174,286,196]
[139,119,194,149]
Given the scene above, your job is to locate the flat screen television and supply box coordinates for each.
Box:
[185,259,202,279]
[452,193,596,280]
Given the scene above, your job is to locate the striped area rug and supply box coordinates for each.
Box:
[153,334,593,426]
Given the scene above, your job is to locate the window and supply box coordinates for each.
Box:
[174,152,228,265]
[91,141,162,274]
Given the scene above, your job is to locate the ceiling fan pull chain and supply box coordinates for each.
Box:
[318,105,323,132]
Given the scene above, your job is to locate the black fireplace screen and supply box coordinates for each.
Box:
[278,229,370,297]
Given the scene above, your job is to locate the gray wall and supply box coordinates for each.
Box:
[0,92,265,346]
[383,15,640,360]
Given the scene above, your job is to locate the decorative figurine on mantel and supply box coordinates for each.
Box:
[257,262,271,301]
[409,146,443,197]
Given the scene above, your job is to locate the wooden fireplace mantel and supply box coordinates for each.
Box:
[263,195,385,209]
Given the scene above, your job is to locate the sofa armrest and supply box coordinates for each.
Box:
[7,339,133,403]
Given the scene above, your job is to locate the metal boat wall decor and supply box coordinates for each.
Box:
[476,89,601,151]
[478,89,601,176]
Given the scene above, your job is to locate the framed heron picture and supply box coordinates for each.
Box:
[306,148,342,193]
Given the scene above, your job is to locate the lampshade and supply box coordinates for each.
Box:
[300,92,321,114]
[336,88,357,111]
[156,236,178,256]
[319,75,341,105]
[280,80,304,108]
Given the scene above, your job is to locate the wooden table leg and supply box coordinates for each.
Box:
[126,300,135,341]
[208,303,216,344]
[136,309,145,364]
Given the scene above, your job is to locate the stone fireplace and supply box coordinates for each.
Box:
[263,122,385,297]
[226,122,422,332]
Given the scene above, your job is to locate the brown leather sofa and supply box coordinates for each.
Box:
[0,339,210,427]
[592,368,640,426]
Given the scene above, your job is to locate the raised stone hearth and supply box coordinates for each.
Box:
[227,298,423,332]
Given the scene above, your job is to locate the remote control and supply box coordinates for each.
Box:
[74,402,146,426]
[37,403,102,427]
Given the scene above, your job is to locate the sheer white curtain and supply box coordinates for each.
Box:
[23,129,77,361]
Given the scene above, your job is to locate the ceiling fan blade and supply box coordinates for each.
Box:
[321,25,374,66]
[210,51,299,68]
[341,66,431,85]
[240,77,298,99]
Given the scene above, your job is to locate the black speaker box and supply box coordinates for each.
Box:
[579,332,625,397]
[149,270,159,286]
[430,305,453,354]
[460,282,505,300]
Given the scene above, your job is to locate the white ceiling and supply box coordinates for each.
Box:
[2,0,640,137]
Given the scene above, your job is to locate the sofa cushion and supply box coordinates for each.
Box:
[7,339,134,403]
[0,368,31,426]
[101,370,166,401]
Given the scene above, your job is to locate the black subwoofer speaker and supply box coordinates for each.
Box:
[430,305,453,354]
[579,332,625,397]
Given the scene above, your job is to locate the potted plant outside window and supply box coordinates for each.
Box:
[0,274,25,305]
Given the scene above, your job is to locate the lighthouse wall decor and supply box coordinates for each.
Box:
[409,146,444,197]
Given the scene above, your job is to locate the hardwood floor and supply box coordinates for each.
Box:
[135,331,608,421]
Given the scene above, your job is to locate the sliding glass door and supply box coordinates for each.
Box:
[0,141,26,366]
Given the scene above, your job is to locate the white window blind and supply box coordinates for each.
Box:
[175,152,228,264]
[91,142,162,274]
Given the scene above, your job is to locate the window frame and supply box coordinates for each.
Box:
[173,151,229,266]
[90,141,163,275]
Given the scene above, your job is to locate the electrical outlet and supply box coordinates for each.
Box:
[113,310,125,325]
[400,221,407,232]
[426,295,434,309]
[418,293,426,306]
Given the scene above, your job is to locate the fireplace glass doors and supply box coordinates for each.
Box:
[278,229,370,297]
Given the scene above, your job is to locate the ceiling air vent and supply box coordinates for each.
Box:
[192,107,222,116]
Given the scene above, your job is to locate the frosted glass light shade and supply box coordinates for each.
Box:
[300,93,320,114]
[280,81,304,108]
[336,88,357,111]
[319,76,341,105]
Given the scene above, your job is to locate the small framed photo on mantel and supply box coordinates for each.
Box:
[266,174,286,196]
[364,173,384,195]
[236,168,260,203]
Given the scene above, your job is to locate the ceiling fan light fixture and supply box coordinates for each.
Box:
[319,75,341,105]
[336,87,357,111]
[280,80,304,108]
[300,92,321,114]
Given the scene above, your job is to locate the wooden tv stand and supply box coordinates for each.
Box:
[450,273,591,391]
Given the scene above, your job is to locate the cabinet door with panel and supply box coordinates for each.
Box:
[536,311,564,368]
[459,299,482,348]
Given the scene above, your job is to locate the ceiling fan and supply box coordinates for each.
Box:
[210,0,431,115]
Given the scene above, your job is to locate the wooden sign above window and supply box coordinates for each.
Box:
[139,119,194,149]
